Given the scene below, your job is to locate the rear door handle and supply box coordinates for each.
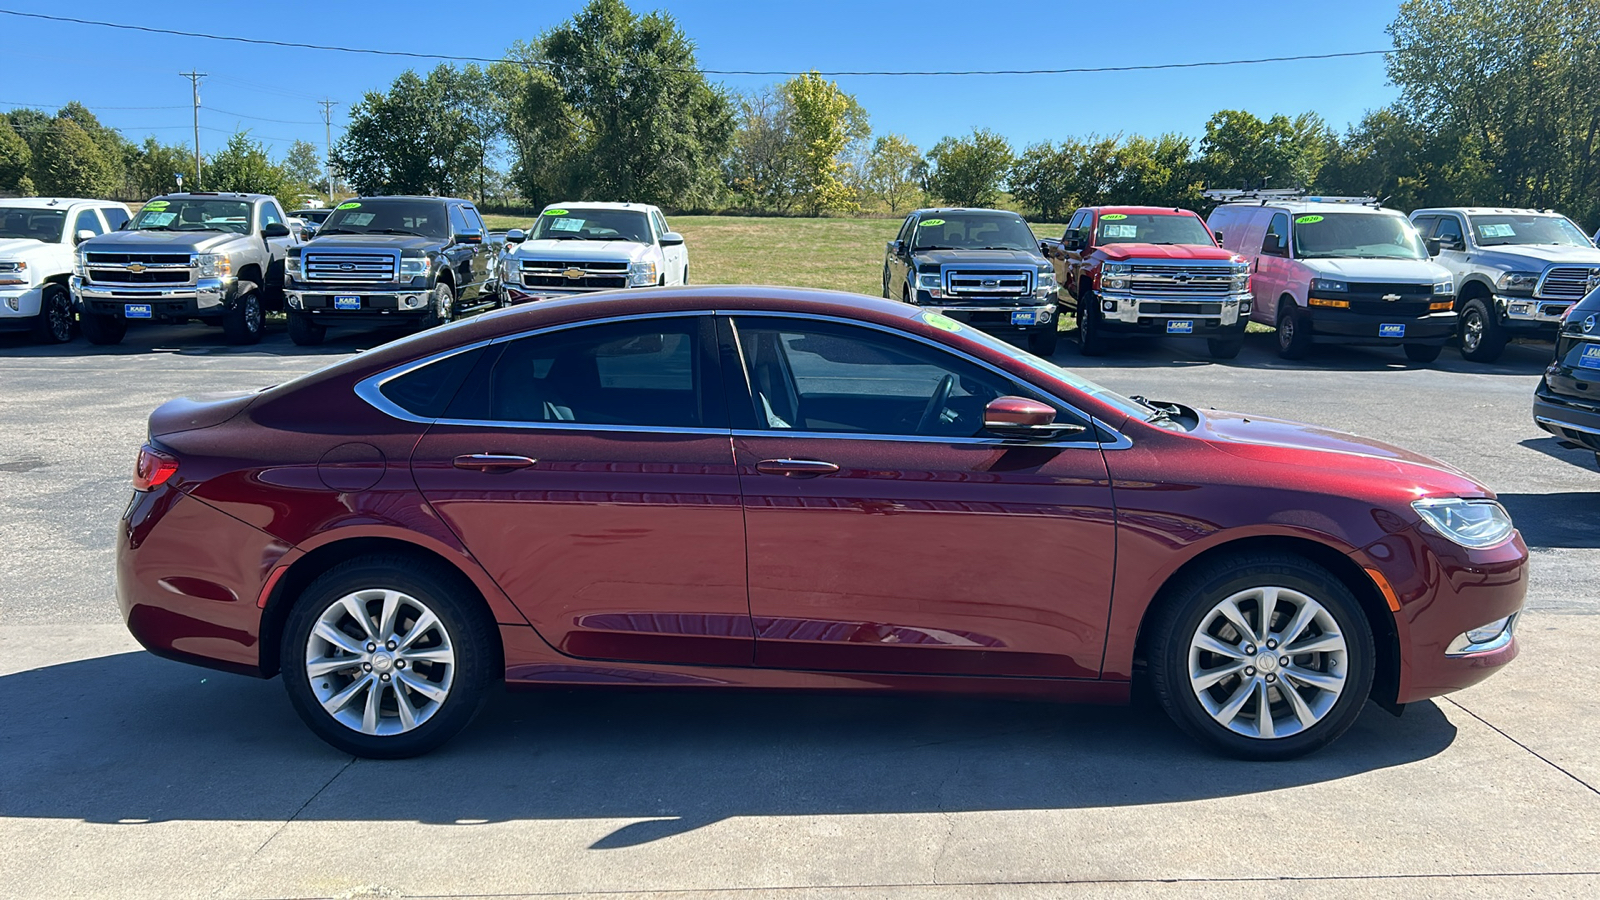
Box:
[756,458,840,478]
[453,454,536,472]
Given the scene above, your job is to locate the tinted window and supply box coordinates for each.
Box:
[320,199,450,239]
[102,207,130,230]
[1410,215,1439,238]
[462,206,486,234]
[651,210,668,238]
[260,203,284,227]
[1434,216,1464,245]
[1264,214,1290,253]
[477,317,717,428]
[73,209,105,237]
[731,318,1034,438]
[1292,212,1427,260]
[448,205,470,236]
[1467,213,1591,248]
[910,211,1036,252]
[379,346,485,418]
[895,215,915,245]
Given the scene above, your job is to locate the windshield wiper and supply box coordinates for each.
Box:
[137,225,175,231]
[373,228,426,237]
[317,227,357,235]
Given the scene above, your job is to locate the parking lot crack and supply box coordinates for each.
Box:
[1444,696,1600,797]
[211,755,359,898]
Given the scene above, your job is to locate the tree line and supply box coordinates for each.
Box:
[3,0,1598,229]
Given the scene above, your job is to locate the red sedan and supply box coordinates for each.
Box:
[118,287,1527,759]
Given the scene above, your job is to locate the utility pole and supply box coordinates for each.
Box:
[318,99,336,205]
[180,71,206,189]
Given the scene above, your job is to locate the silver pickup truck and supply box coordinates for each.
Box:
[71,192,297,345]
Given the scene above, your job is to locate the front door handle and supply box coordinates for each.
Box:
[756,458,840,478]
[453,453,536,472]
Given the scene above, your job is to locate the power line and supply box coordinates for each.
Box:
[206,105,327,126]
[0,8,1395,77]
[0,99,187,110]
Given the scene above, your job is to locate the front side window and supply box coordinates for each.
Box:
[910,211,1037,252]
[528,208,652,243]
[319,199,450,239]
[260,203,284,228]
[73,208,105,238]
[463,206,486,234]
[1291,212,1428,260]
[467,317,718,428]
[1263,214,1290,254]
[1434,216,1464,245]
[130,198,253,235]
[1467,213,1591,248]
[732,318,1045,438]
[1095,213,1214,246]
[102,207,130,230]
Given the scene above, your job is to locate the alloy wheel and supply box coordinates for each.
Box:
[47,293,72,341]
[1187,585,1348,740]
[305,589,457,736]
[1462,309,1483,353]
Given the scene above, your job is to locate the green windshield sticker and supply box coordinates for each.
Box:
[545,208,569,216]
[335,202,361,210]
[919,218,945,227]
[921,311,963,332]
[142,201,169,211]
[1295,215,1324,224]
[1100,213,1128,220]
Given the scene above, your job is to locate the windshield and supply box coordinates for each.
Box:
[528,208,652,243]
[1095,213,1214,246]
[294,209,332,224]
[0,208,65,242]
[131,198,253,235]
[1293,212,1428,260]
[912,212,1037,251]
[318,199,450,238]
[1467,214,1593,248]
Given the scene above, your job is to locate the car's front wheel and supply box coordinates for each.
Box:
[1147,553,1374,760]
[31,284,75,343]
[222,285,263,345]
[1459,297,1506,363]
[80,310,127,345]
[281,555,497,758]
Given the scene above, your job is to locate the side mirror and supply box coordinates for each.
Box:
[890,240,907,257]
[74,229,96,245]
[660,231,685,247]
[301,225,317,239]
[1262,233,1287,256]
[1063,229,1087,252]
[983,396,1087,440]
[456,231,484,245]
[1426,237,1442,257]
[1211,230,1225,245]
[505,228,527,244]
[261,222,291,238]
[1039,240,1052,256]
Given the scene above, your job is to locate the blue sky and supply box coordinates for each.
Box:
[0,0,1403,159]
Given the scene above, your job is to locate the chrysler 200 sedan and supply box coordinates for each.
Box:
[118,286,1526,760]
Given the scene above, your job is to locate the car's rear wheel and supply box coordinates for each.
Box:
[222,285,263,345]
[30,284,75,343]
[287,310,326,346]
[281,555,497,758]
[80,310,126,345]
[1147,553,1374,760]
[1459,297,1506,363]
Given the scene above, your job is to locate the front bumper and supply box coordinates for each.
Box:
[912,299,1057,334]
[1307,306,1458,345]
[1502,294,1572,333]
[1097,290,1252,334]
[286,284,434,321]
[72,276,228,318]
[0,284,44,328]
[1533,383,1600,451]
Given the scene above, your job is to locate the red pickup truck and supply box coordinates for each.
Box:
[1042,206,1253,358]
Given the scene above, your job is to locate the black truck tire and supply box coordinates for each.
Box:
[222,283,264,345]
[1459,297,1507,363]
[1276,299,1312,360]
[80,310,127,345]
[288,310,326,346]
[30,284,75,343]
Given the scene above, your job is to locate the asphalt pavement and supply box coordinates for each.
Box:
[2,320,1597,899]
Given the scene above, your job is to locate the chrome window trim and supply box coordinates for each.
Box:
[354,338,499,425]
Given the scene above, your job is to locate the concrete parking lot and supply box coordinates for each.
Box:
[2,321,1598,899]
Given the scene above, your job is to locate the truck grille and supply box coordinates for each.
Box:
[305,252,398,283]
[521,260,629,291]
[85,252,192,284]
[1538,266,1600,300]
[1127,264,1235,296]
[943,269,1033,297]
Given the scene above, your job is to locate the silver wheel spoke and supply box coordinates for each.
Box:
[1217,596,1260,645]
[394,683,419,731]
[1280,679,1318,728]
[397,670,448,704]
[1278,601,1317,646]
[1194,633,1248,660]
[321,674,371,716]
[340,595,376,639]
[306,656,358,678]
[1286,633,1344,655]
[1192,661,1247,691]
[306,587,457,738]
[377,590,402,641]
[403,647,454,665]
[1256,587,1278,638]
[1284,666,1342,692]
[362,679,383,734]
[1256,679,1276,739]
[313,621,366,657]
[1213,679,1254,725]
[398,609,440,651]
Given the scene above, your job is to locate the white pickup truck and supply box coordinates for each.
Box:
[497,202,688,304]
[0,198,132,343]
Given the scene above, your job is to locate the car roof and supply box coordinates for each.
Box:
[542,201,660,212]
[1412,207,1567,216]
[1224,200,1403,216]
[1081,206,1200,216]
[151,192,274,201]
[0,197,127,209]
[911,208,1025,216]
[353,195,468,204]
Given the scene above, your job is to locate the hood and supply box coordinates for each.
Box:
[1300,257,1451,282]
[0,237,64,260]
[911,248,1046,267]
[304,233,437,253]
[148,390,259,438]
[1472,244,1600,265]
[1194,409,1487,498]
[85,229,239,253]
[511,239,653,262]
[1099,243,1235,262]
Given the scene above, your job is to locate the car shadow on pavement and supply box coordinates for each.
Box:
[0,651,1457,847]
[0,321,414,358]
[1498,491,1600,549]
[1043,331,1552,376]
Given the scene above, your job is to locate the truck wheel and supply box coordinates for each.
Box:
[1404,343,1442,363]
[682,266,689,286]
[1028,326,1060,357]
[421,282,454,330]
[1459,298,1507,363]
[288,311,326,346]
[30,284,75,343]
[1076,299,1107,357]
[1276,299,1312,360]
[222,285,264,345]
[882,266,891,298]
[1208,336,1245,360]
[80,310,127,346]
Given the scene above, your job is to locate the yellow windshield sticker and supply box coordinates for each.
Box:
[335,202,361,210]
[1101,213,1128,220]
[1295,215,1324,224]
[919,218,945,227]
[922,311,963,332]
[545,208,569,216]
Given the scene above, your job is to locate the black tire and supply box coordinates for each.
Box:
[682,266,688,286]
[287,310,326,346]
[280,554,498,759]
[1458,297,1507,363]
[1404,342,1442,363]
[882,266,891,299]
[1275,298,1312,360]
[421,281,454,330]
[80,310,127,345]
[222,284,263,345]
[30,283,75,343]
[1147,552,1375,761]
[1028,326,1060,357]
[1076,294,1107,356]
[1208,336,1245,360]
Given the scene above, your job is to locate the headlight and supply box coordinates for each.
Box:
[916,272,942,291]
[196,253,231,278]
[399,255,429,280]
[1230,262,1250,292]
[627,258,659,287]
[1100,262,1130,291]
[1035,268,1056,298]
[74,252,87,277]
[1433,279,1453,295]
[1496,271,1540,295]
[285,254,302,277]
[1411,497,1515,549]
[0,260,26,286]
[1311,278,1347,293]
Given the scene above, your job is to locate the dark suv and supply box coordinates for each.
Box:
[283,196,500,345]
[1534,287,1600,465]
[882,208,1060,355]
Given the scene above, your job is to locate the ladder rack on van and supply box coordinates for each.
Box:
[1203,188,1382,207]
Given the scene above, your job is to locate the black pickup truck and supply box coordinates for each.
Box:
[882,208,1061,355]
[283,196,500,345]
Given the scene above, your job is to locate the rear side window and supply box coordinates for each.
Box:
[378,346,485,418]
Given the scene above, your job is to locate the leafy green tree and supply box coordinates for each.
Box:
[334,67,479,197]
[727,86,801,212]
[927,128,1013,208]
[282,140,325,190]
[128,137,192,198]
[783,72,869,215]
[1009,141,1078,220]
[864,134,925,214]
[205,132,303,206]
[32,119,118,197]
[1196,110,1333,193]
[0,120,31,193]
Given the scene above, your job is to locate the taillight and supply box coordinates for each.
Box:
[133,444,179,491]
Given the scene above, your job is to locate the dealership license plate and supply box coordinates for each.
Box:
[333,295,361,310]
[1579,345,1600,369]
[124,304,152,319]
[1166,320,1194,334]
[1379,323,1406,338]
[1011,310,1038,325]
